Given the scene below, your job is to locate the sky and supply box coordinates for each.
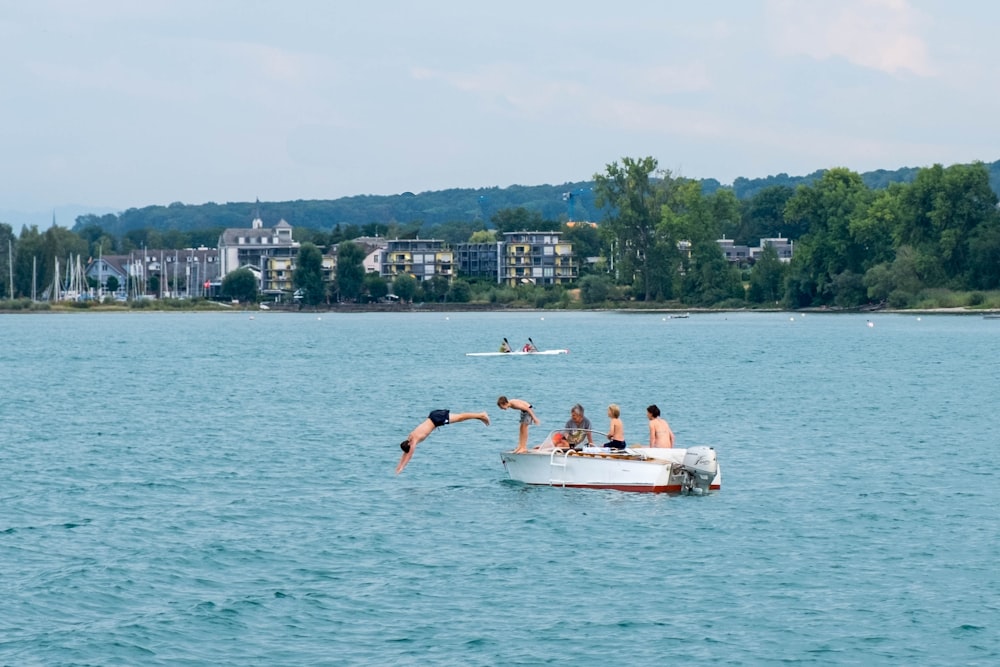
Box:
[1,0,998,227]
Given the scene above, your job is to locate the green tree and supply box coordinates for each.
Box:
[13,226,44,299]
[393,273,417,302]
[593,156,663,300]
[967,218,1000,289]
[680,240,743,306]
[294,227,331,248]
[747,245,787,303]
[447,279,472,303]
[0,223,14,298]
[895,162,999,288]
[736,185,798,244]
[294,242,326,305]
[783,168,873,306]
[708,187,741,241]
[435,220,485,244]
[579,274,613,304]
[830,270,866,308]
[469,229,497,243]
[221,268,258,302]
[850,186,899,271]
[661,179,735,303]
[426,275,450,302]
[334,241,365,303]
[105,275,120,294]
[364,272,389,301]
[491,207,547,234]
[863,245,926,305]
[561,222,603,269]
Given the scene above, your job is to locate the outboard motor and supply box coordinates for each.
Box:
[680,446,718,495]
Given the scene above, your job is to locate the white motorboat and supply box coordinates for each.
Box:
[500,431,721,494]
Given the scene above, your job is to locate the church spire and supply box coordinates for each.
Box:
[252,198,263,229]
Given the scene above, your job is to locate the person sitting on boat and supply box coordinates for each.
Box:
[499,338,512,353]
[563,404,593,449]
[646,404,675,448]
[601,403,626,450]
[396,409,491,474]
[522,339,538,353]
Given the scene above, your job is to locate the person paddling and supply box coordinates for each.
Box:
[499,338,512,353]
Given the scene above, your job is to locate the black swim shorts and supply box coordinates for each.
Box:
[428,409,451,427]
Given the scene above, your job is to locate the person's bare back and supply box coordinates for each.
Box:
[649,417,674,447]
[646,404,675,448]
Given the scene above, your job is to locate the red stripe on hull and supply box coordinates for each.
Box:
[526,483,672,493]
[517,482,722,494]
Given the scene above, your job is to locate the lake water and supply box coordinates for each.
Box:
[1,310,998,665]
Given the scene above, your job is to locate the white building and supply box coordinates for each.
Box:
[218,216,300,295]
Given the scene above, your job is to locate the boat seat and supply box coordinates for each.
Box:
[633,447,687,464]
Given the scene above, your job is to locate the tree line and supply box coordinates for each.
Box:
[587,157,1000,309]
[64,160,1000,239]
[2,157,999,309]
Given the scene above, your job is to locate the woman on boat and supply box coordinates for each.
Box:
[646,404,675,448]
[499,338,512,353]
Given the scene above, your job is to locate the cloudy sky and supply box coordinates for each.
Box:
[1,0,997,224]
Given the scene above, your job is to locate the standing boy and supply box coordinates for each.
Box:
[496,396,540,453]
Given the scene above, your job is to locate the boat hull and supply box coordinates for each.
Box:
[466,349,569,356]
[500,447,721,494]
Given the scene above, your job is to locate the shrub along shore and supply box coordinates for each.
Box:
[2,292,999,315]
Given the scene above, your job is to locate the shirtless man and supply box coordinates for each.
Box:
[396,409,490,474]
[646,404,675,448]
[496,396,540,453]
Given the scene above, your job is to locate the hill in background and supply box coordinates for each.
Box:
[71,160,1000,237]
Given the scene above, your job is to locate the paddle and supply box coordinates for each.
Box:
[502,337,511,353]
[528,337,537,352]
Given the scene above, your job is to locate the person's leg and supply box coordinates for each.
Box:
[448,412,490,426]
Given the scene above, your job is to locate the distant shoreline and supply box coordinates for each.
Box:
[2,302,997,316]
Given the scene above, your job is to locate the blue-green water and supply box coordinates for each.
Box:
[1,311,998,665]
